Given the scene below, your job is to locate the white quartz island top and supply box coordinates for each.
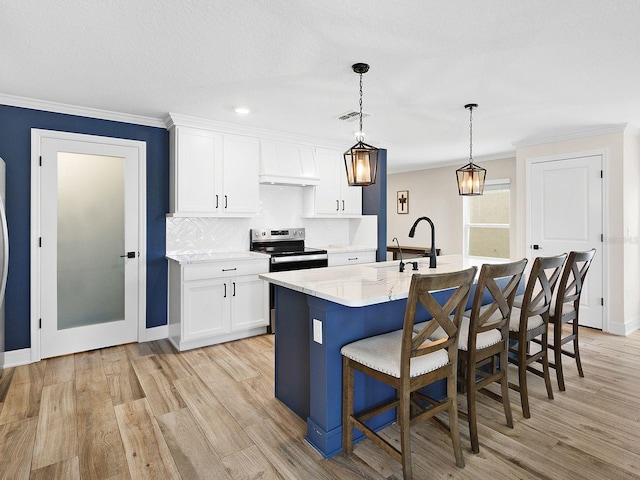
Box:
[259,254,497,307]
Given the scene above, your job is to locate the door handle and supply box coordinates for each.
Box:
[532,244,543,250]
[215,194,219,209]
[336,200,339,211]
[225,195,228,209]
[232,282,236,297]
[224,283,227,298]
[342,200,345,211]
[120,251,136,258]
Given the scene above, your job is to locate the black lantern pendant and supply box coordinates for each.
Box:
[344,63,379,187]
[456,103,486,195]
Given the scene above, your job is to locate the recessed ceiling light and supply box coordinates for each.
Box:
[234,107,251,115]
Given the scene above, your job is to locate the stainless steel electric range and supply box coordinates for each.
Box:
[250,228,328,331]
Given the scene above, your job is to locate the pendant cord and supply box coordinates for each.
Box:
[358,73,364,141]
[469,105,473,164]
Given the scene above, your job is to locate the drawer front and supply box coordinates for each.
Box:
[183,259,269,281]
[328,250,376,266]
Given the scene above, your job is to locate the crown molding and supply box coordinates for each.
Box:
[165,113,346,150]
[624,124,640,138]
[0,93,166,129]
[388,150,516,175]
[512,123,630,148]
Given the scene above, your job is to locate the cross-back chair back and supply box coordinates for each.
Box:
[459,258,527,453]
[549,249,596,390]
[341,267,477,479]
[508,253,567,418]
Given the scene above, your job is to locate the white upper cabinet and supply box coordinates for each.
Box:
[303,148,362,217]
[223,134,260,214]
[259,140,320,186]
[170,126,223,215]
[169,123,259,217]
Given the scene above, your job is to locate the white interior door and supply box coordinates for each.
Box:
[529,155,603,329]
[37,134,142,358]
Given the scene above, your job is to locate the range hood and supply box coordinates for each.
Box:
[259,140,320,186]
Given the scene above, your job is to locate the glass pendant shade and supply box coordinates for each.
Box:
[456,161,486,195]
[344,140,379,186]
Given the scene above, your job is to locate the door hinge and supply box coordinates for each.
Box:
[39,156,42,167]
[39,318,42,329]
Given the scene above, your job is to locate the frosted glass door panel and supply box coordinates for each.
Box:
[57,152,124,329]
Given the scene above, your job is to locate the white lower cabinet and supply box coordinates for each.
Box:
[168,258,268,351]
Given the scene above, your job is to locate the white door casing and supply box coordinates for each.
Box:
[31,130,146,360]
[527,153,604,330]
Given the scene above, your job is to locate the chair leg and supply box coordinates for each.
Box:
[499,349,513,428]
[342,357,354,454]
[554,322,566,391]
[573,323,584,378]
[541,332,554,400]
[555,341,565,392]
[467,365,479,454]
[518,344,531,419]
[398,389,412,479]
[447,372,465,468]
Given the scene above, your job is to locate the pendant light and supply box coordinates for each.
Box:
[456,103,486,195]
[343,63,379,187]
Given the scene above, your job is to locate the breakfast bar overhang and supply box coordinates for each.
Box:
[260,255,500,458]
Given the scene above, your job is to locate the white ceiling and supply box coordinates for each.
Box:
[2,0,640,173]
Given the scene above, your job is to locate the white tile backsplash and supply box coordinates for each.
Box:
[166,184,358,254]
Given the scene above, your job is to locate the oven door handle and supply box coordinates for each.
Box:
[270,254,328,264]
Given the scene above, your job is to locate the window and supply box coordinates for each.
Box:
[463,180,510,258]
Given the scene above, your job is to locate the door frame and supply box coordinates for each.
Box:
[525,148,609,332]
[30,129,147,362]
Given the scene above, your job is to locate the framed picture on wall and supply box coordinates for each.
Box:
[397,190,409,214]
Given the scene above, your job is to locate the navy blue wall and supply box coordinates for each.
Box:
[0,104,169,351]
[362,149,387,262]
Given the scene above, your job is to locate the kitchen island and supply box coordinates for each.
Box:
[259,255,496,458]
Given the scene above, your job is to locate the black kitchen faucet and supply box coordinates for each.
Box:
[408,216,437,268]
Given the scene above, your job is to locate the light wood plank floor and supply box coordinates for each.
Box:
[0,327,639,479]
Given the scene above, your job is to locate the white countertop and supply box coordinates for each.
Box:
[259,254,503,307]
[166,251,269,265]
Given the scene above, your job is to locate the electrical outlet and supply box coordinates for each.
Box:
[313,319,323,344]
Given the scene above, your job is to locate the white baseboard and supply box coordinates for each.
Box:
[3,348,32,368]
[141,324,169,342]
[607,317,640,336]
[3,326,169,368]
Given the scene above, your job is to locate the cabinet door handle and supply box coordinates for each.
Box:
[225,195,228,209]
[348,257,358,261]
[232,282,236,297]
[222,268,237,272]
[223,283,227,298]
[336,200,339,211]
[216,194,219,209]
[342,200,345,211]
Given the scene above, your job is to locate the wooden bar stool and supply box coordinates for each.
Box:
[548,249,596,390]
[341,267,477,480]
[457,258,527,453]
[508,254,566,418]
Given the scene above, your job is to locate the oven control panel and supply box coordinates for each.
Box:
[251,228,305,242]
